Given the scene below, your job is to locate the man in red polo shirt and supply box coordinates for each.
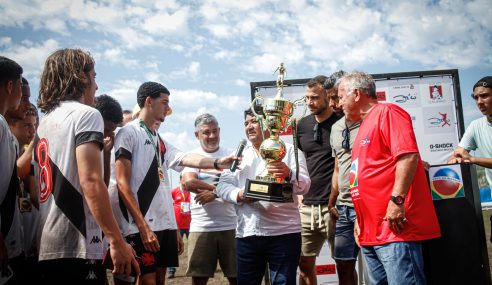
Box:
[337,71,441,285]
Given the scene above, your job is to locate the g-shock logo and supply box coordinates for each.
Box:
[429,143,453,149]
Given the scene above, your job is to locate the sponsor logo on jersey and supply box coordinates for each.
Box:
[349,159,360,201]
[144,139,152,145]
[360,137,371,146]
[430,167,464,200]
[141,252,156,266]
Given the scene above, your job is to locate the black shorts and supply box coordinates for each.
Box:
[125,229,179,275]
[38,258,106,285]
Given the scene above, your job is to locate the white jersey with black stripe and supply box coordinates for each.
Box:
[34,101,105,261]
[112,119,185,237]
[0,116,23,259]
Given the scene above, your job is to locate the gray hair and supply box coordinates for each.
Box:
[194,113,218,130]
[339,71,376,99]
[324,70,346,90]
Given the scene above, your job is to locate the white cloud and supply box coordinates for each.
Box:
[160,130,199,152]
[103,79,140,110]
[0,38,60,77]
[142,7,190,36]
[168,61,201,79]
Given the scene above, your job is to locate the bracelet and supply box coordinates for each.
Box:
[213,158,221,170]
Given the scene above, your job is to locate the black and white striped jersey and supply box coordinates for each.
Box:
[34,101,105,261]
[112,120,185,237]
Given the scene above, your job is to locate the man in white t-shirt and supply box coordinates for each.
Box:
[114,82,236,285]
[448,76,492,188]
[182,113,237,285]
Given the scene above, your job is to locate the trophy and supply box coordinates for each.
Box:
[244,63,306,202]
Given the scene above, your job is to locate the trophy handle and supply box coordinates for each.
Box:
[291,96,307,122]
[250,91,264,118]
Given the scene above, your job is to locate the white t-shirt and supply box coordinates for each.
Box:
[0,115,23,259]
[183,147,237,232]
[459,117,492,188]
[34,101,105,260]
[112,119,185,236]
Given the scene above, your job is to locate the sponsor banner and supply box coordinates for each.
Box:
[429,164,465,200]
[389,80,421,107]
[422,106,456,135]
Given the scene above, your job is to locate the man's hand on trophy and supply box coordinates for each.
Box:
[237,190,255,204]
[267,161,291,179]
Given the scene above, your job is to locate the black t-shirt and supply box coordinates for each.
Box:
[297,113,340,205]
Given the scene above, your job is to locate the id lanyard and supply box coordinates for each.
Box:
[139,120,165,181]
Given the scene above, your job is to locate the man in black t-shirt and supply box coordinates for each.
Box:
[297,74,342,285]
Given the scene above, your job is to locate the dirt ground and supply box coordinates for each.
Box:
[107,237,233,285]
[107,209,492,284]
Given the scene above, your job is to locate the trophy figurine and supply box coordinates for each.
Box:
[244,63,305,202]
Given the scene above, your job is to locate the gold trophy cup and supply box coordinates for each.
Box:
[244,63,305,202]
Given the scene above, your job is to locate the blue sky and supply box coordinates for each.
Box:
[1,0,491,185]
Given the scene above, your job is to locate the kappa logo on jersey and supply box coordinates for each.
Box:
[360,137,371,146]
[90,235,102,244]
[428,112,451,127]
[86,270,97,280]
[35,138,53,203]
[144,139,152,145]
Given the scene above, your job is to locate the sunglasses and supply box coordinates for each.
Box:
[342,126,350,151]
[313,123,321,143]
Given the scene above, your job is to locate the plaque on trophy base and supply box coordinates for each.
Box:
[244,178,293,203]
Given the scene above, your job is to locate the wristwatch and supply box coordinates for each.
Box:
[390,195,405,205]
[212,188,219,198]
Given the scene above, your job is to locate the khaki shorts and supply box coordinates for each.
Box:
[186,230,237,278]
[300,204,334,256]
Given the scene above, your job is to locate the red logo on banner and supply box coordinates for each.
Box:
[316,264,336,275]
[376,91,386,101]
[429,84,443,100]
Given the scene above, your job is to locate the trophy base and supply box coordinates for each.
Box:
[244,178,293,203]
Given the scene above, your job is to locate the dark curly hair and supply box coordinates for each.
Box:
[95,94,123,125]
[137,81,170,108]
[38,48,94,113]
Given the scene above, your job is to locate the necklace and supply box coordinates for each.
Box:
[139,120,164,181]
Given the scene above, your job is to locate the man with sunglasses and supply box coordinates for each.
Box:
[297,75,341,285]
[448,76,492,190]
[338,71,440,285]
[327,71,361,285]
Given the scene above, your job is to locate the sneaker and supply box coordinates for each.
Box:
[167,271,175,279]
